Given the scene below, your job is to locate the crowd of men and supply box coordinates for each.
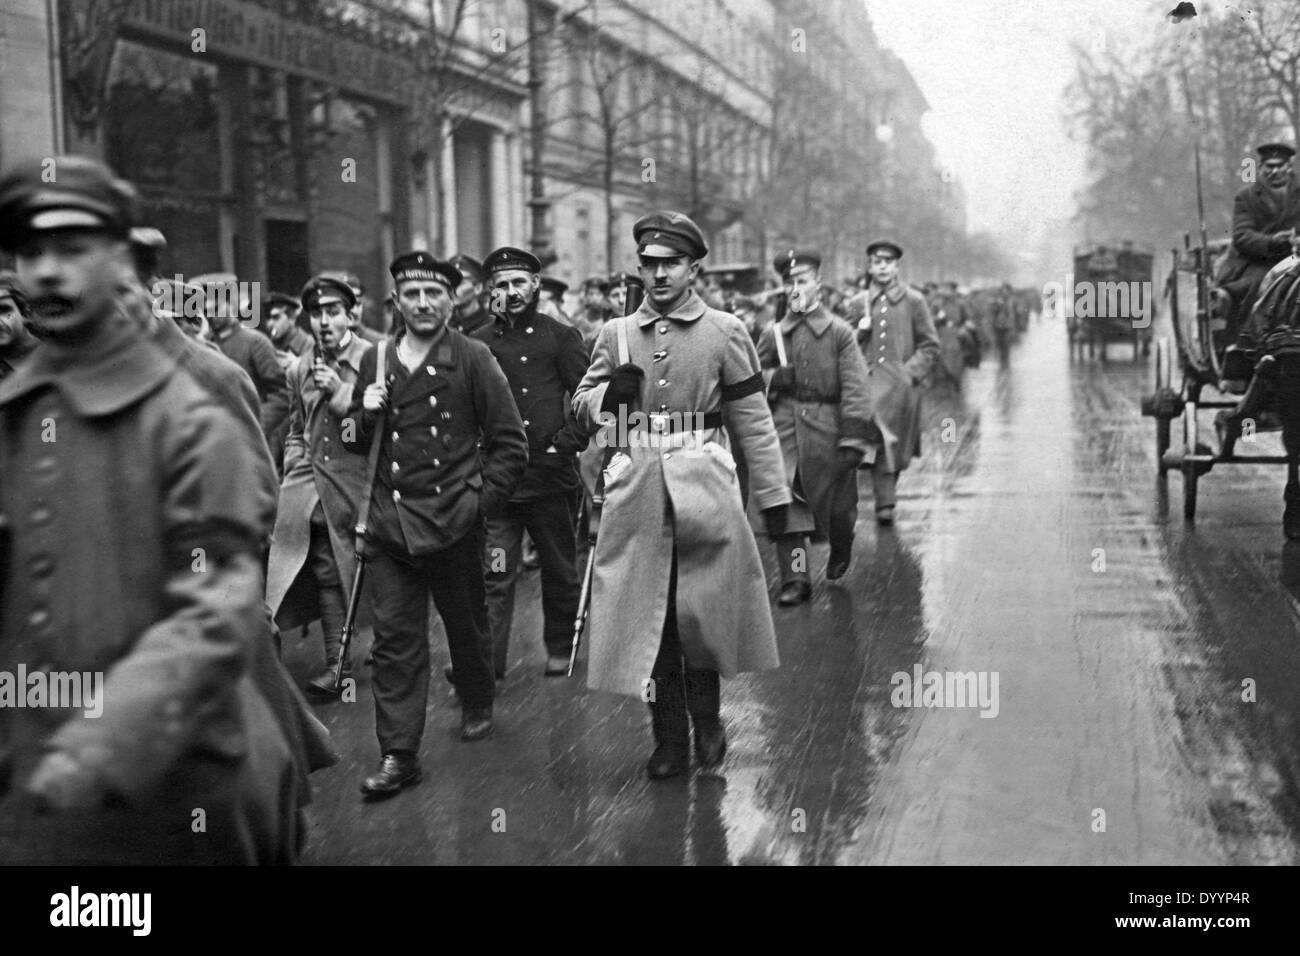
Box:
[0,154,1033,864]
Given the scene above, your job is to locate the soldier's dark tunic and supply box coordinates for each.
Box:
[472,301,591,672]
[342,327,527,751]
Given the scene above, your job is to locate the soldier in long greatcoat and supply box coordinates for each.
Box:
[848,240,939,526]
[754,250,874,605]
[265,275,373,697]
[572,211,790,781]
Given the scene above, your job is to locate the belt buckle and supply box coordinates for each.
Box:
[649,412,670,434]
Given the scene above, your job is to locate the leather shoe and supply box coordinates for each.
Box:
[544,653,570,676]
[360,752,421,796]
[461,708,493,742]
[825,557,851,581]
[693,720,726,769]
[306,660,351,699]
[646,742,689,780]
[778,580,811,606]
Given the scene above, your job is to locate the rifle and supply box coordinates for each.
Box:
[568,277,643,677]
[332,344,388,692]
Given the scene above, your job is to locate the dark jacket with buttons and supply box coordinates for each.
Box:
[342,327,528,556]
[471,301,591,501]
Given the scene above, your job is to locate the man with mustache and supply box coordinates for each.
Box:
[266,275,373,698]
[470,246,591,679]
[0,155,299,862]
[572,211,790,780]
[342,251,527,796]
[757,250,875,605]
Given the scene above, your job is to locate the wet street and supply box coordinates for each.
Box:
[293,315,1300,865]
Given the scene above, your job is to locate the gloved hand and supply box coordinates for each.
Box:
[837,446,865,471]
[601,363,645,413]
[768,366,796,396]
[762,504,788,538]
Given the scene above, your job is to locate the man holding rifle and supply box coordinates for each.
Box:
[266,275,373,699]
[342,251,527,797]
[572,211,790,780]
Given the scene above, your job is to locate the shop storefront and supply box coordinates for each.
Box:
[61,0,415,302]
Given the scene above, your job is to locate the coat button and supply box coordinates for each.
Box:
[429,396,438,407]
[391,462,400,473]
[392,489,402,502]
[659,404,668,412]
[427,366,436,376]
[430,426,438,437]
[658,325,668,334]
[663,453,672,460]
[658,379,667,386]
[523,419,530,427]
[520,356,528,363]
[434,485,442,495]
[521,387,529,395]
[433,459,441,467]
[392,431,400,442]
[526,327,533,334]
[30,507,51,525]
[27,608,49,628]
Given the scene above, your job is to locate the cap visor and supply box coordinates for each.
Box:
[638,243,683,258]
[28,209,110,233]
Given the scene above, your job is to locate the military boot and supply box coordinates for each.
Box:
[686,668,726,769]
[647,672,690,779]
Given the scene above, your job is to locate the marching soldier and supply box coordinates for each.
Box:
[266,276,374,698]
[449,254,492,337]
[0,271,38,380]
[850,240,939,525]
[196,271,291,443]
[471,247,591,678]
[757,250,875,605]
[264,291,313,366]
[0,155,299,863]
[342,251,527,796]
[572,211,790,780]
[539,275,572,323]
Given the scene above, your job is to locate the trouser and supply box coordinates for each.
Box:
[483,492,581,673]
[307,502,348,665]
[367,524,492,754]
[649,555,721,747]
[870,467,898,510]
[776,467,858,580]
[994,327,1012,365]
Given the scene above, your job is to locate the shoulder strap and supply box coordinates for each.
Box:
[354,344,388,548]
[773,324,789,366]
[616,316,631,366]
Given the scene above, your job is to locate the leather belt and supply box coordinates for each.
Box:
[636,409,724,433]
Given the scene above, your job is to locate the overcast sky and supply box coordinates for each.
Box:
[863,0,1207,262]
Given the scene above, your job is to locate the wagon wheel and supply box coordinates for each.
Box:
[1154,338,1172,474]
[1182,399,1199,520]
